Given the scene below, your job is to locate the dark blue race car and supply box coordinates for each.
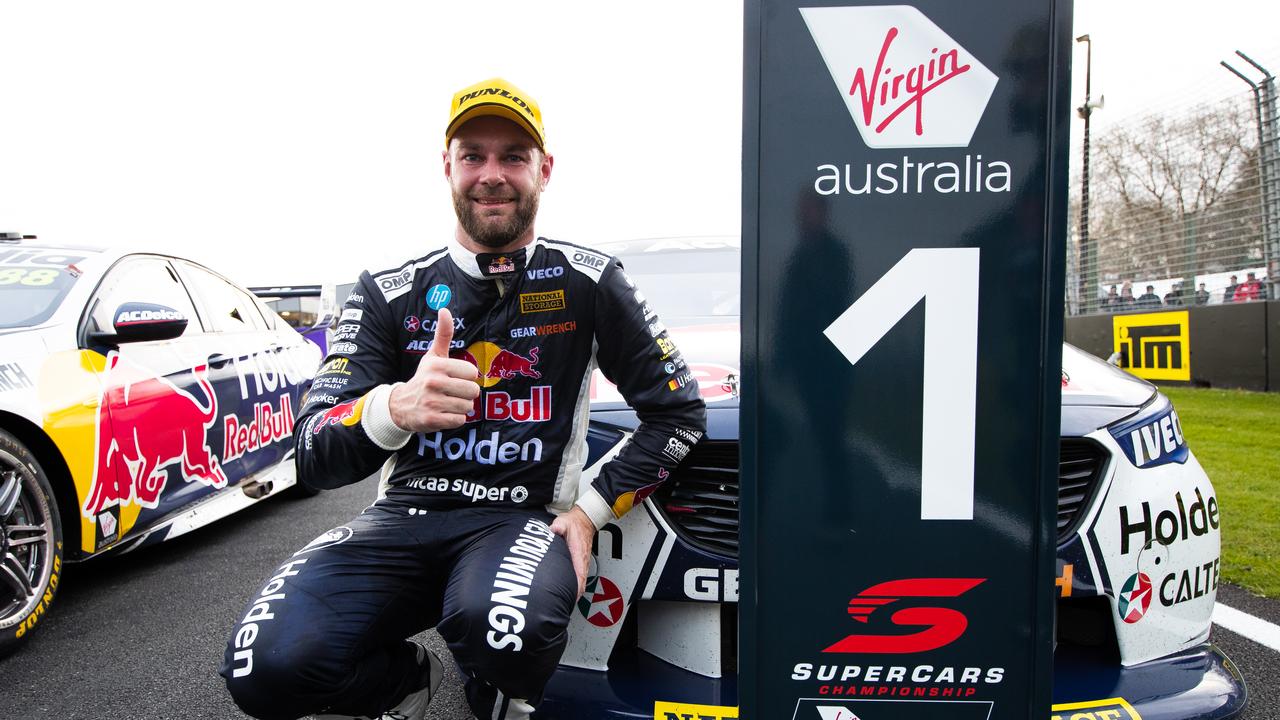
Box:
[539,237,1247,720]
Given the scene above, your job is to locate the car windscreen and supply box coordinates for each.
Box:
[0,264,81,329]
[616,248,740,319]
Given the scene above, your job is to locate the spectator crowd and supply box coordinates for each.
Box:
[1098,272,1268,312]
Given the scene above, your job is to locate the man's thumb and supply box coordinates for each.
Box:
[431,307,454,357]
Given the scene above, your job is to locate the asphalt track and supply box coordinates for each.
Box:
[0,480,1275,719]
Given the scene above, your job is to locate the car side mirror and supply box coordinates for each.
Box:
[110,302,189,343]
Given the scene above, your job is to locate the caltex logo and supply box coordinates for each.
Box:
[801,5,998,148]
[578,575,625,628]
[1117,572,1153,623]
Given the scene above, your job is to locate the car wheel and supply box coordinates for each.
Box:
[0,428,64,657]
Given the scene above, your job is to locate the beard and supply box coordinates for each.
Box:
[453,186,540,249]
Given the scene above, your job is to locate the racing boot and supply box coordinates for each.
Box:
[493,697,535,719]
[465,682,535,720]
[314,640,445,720]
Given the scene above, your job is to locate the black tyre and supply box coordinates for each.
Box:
[0,428,64,657]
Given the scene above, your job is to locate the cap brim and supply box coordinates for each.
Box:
[445,104,545,150]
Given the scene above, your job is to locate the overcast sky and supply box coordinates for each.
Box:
[1,1,1277,288]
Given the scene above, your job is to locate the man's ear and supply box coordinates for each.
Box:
[540,152,554,189]
[443,148,453,181]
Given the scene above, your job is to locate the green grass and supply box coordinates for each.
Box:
[1160,386,1280,597]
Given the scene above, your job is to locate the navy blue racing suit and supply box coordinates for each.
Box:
[220,237,706,719]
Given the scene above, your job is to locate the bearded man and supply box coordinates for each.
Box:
[220,78,706,720]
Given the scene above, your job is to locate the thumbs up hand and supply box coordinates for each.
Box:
[388,307,480,432]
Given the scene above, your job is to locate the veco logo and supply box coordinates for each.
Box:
[801,5,998,149]
[825,578,984,653]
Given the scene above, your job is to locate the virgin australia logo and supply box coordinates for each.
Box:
[801,5,998,148]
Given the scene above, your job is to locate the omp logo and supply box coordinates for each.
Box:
[1050,697,1142,720]
[801,5,998,148]
[377,268,412,292]
[1113,311,1190,382]
[824,578,984,653]
[652,701,738,720]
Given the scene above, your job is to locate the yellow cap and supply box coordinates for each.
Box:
[445,77,546,150]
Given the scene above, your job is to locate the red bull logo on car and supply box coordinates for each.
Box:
[223,395,295,462]
[83,355,228,520]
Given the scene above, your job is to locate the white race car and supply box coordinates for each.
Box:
[539,237,1247,720]
[0,236,320,655]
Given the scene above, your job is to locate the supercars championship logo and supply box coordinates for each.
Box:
[824,578,984,654]
[1113,311,1191,382]
[792,578,1004,700]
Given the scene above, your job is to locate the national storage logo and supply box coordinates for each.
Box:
[1112,311,1190,382]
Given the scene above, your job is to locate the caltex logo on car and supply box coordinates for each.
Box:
[1117,572,1153,624]
[578,575,625,628]
[801,5,998,149]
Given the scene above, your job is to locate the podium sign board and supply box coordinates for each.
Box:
[740,1,1071,718]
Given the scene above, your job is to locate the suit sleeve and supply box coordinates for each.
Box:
[576,259,707,528]
[293,272,411,490]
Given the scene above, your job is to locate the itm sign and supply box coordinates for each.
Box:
[741,2,1069,718]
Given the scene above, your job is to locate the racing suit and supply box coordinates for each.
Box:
[221,237,706,719]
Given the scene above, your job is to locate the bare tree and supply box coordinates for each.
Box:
[1085,96,1262,283]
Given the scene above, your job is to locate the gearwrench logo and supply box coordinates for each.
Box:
[801,5,998,148]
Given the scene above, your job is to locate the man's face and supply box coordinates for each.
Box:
[445,115,553,250]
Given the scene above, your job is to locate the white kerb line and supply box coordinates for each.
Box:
[1213,603,1280,653]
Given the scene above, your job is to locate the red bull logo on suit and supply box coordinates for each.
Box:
[451,341,551,423]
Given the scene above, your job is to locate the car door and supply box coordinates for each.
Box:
[173,261,312,488]
[80,255,222,553]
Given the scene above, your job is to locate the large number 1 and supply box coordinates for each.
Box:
[823,248,979,520]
